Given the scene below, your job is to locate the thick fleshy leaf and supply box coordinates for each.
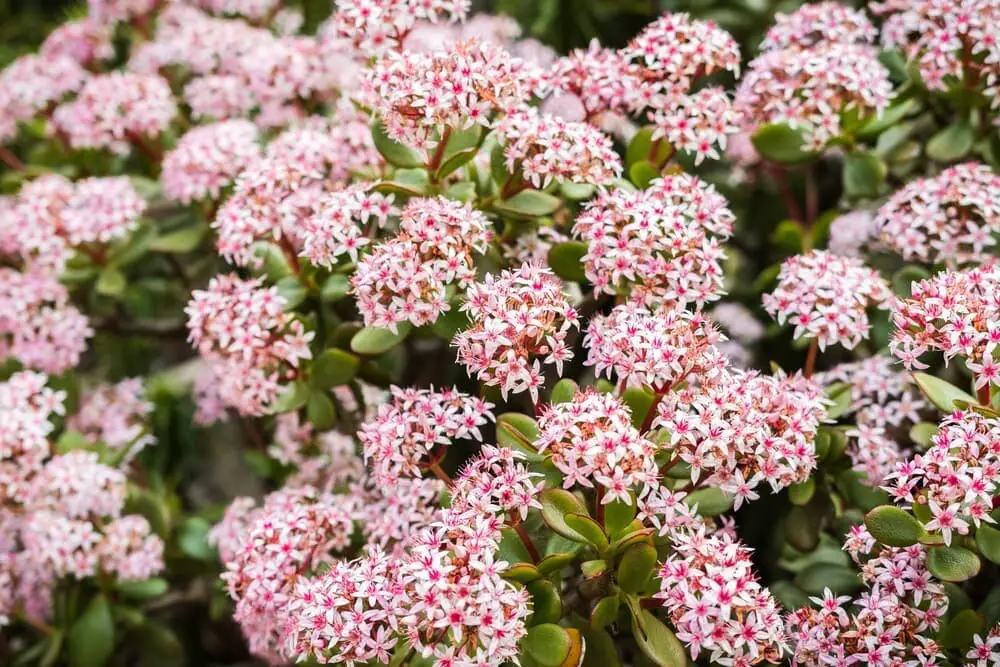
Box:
[824,382,853,420]
[927,119,974,163]
[149,225,206,253]
[590,595,620,630]
[68,595,115,667]
[271,380,309,413]
[977,524,1000,565]
[178,517,215,561]
[628,600,687,667]
[865,505,927,547]
[621,387,655,431]
[521,624,578,667]
[310,349,360,388]
[116,578,169,600]
[628,161,659,189]
[938,608,984,650]
[548,241,589,283]
[913,373,977,413]
[751,123,816,164]
[96,267,127,298]
[617,542,657,594]
[320,274,350,303]
[550,379,579,405]
[927,546,981,582]
[685,487,734,517]
[496,413,543,461]
[350,324,412,355]
[794,564,862,595]
[842,151,886,198]
[605,496,637,539]
[371,119,423,168]
[540,489,592,544]
[566,512,609,549]
[275,276,308,310]
[909,422,938,449]
[788,479,815,506]
[527,579,562,625]
[495,190,561,218]
[306,391,337,430]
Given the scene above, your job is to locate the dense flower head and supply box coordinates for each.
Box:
[359,386,493,485]
[237,35,353,108]
[657,368,826,506]
[366,40,534,152]
[650,86,743,165]
[449,445,543,519]
[763,250,892,350]
[546,41,637,119]
[162,120,261,204]
[301,185,396,266]
[817,356,924,428]
[735,42,891,150]
[636,485,704,539]
[502,225,568,267]
[352,196,491,330]
[0,371,64,504]
[185,274,313,415]
[26,451,126,520]
[884,410,1000,544]
[656,528,786,663]
[536,391,659,502]
[575,173,735,308]
[269,413,365,491]
[494,106,622,188]
[454,264,579,401]
[761,2,877,51]
[51,72,176,153]
[329,0,470,55]
[0,54,89,137]
[21,511,103,579]
[184,75,258,121]
[585,302,727,391]
[874,0,1000,92]
[68,378,155,457]
[0,269,92,374]
[188,0,281,20]
[354,477,444,553]
[40,18,114,66]
[88,0,158,24]
[787,529,947,666]
[828,210,879,257]
[875,162,1000,265]
[889,265,1000,383]
[97,515,164,581]
[846,423,906,486]
[221,487,354,663]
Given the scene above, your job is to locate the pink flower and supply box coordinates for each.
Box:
[454,264,579,401]
[828,210,879,257]
[162,120,261,204]
[26,451,126,520]
[87,0,158,24]
[761,2,877,51]
[449,445,543,520]
[0,54,89,134]
[68,378,155,460]
[40,19,114,66]
[97,515,164,581]
[0,371,64,504]
[575,173,735,308]
[546,41,638,120]
[184,75,257,121]
[329,0,469,55]
[300,185,396,266]
[763,250,892,350]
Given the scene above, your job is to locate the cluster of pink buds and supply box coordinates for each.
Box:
[494,107,623,188]
[68,378,155,459]
[352,196,491,331]
[546,42,634,120]
[0,54,89,142]
[884,410,1000,545]
[185,274,313,415]
[301,185,395,266]
[448,444,543,519]
[657,368,826,507]
[889,265,1000,385]
[220,487,354,662]
[574,173,735,308]
[536,390,659,503]
[0,371,64,504]
[763,250,892,351]
[585,302,726,391]
[656,527,786,663]
[359,386,492,484]
[736,3,890,149]
[40,18,114,66]
[161,120,262,204]
[650,86,743,165]
[788,527,947,665]
[51,72,177,154]
[329,0,470,55]
[876,162,1000,266]
[454,264,579,401]
[0,269,92,374]
[875,0,1000,92]
[25,451,125,520]
[366,40,533,152]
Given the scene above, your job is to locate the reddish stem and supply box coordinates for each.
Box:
[508,517,540,564]
[595,486,605,526]
[804,339,819,378]
[428,461,454,488]
[978,381,992,407]
[639,391,666,435]
[0,146,25,171]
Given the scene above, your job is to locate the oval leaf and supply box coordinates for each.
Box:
[68,594,115,667]
[913,373,977,413]
[927,546,981,582]
[350,324,412,355]
[865,505,927,547]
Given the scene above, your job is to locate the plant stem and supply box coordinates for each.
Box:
[639,391,666,434]
[428,461,453,487]
[508,516,540,563]
[0,146,25,171]
[804,339,819,377]
[978,381,992,407]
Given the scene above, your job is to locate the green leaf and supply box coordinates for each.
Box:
[628,161,660,189]
[178,517,215,561]
[565,512,609,549]
[617,542,657,594]
[794,564,862,595]
[95,267,127,298]
[490,142,511,187]
[785,505,821,553]
[865,505,928,547]
[582,559,608,578]
[629,602,687,667]
[590,595,620,630]
[547,241,588,283]
[537,553,576,576]
[320,274,351,303]
[913,372,977,413]
[526,579,562,626]
[310,349,360,388]
[771,219,805,254]
[685,487,734,517]
[605,496,637,539]
[582,628,620,667]
[129,176,161,200]
[521,624,571,667]
[858,98,917,138]
[108,223,156,267]
[976,524,1000,565]
[271,379,309,413]
[540,489,592,544]
[350,324,412,355]
[134,622,184,667]
[495,190,561,218]
[788,479,815,506]
[560,182,595,201]
[621,387,655,431]
[938,608,984,650]
[68,595,114,667]
[116,578,169,600]
[496,413,543,462]
[445,181,476,202]
[842,151,886,198]
[275,276,308,310]
[625,126,671,168]
[891,265,930,297]
[927,546,981,582]
[927,119,974,163]
[824,382,853,420]
[371,119,423,168]
[769,581,811,610]
[550,379,579,405]
[499,526,535,565]
[149,225,205,253]
[752,123,817,164]
[909,422,938,449]
[306,391,337,430]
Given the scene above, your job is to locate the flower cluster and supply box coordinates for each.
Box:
[353,477,444,553]
[828,210,879,257]
[546,42,634,120]
[585,302,726,391]
[329,0,470,55]
[68,378,156,459]
[51,72,177,154]
[574,173,735,308]
[0,371,64,504]
[656,528,785,663]
[454,264,579,400]
[494,107,622,188]
[657,368,826,506]
[185,274,313,415]
[884,410,1000,544]
[352,196,490,330]
[40,18,114,66]
[889,265,1000,384]
[87,0,158,25]
[359,386,492,484]
[875,162,1000,266]
[763,250,892,350]
[736,3,891,149]
[969,627,1000,666]
[0,54,89,142]
[449,445,542,519]
[161,120,262,204]
[536,390,659,502]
